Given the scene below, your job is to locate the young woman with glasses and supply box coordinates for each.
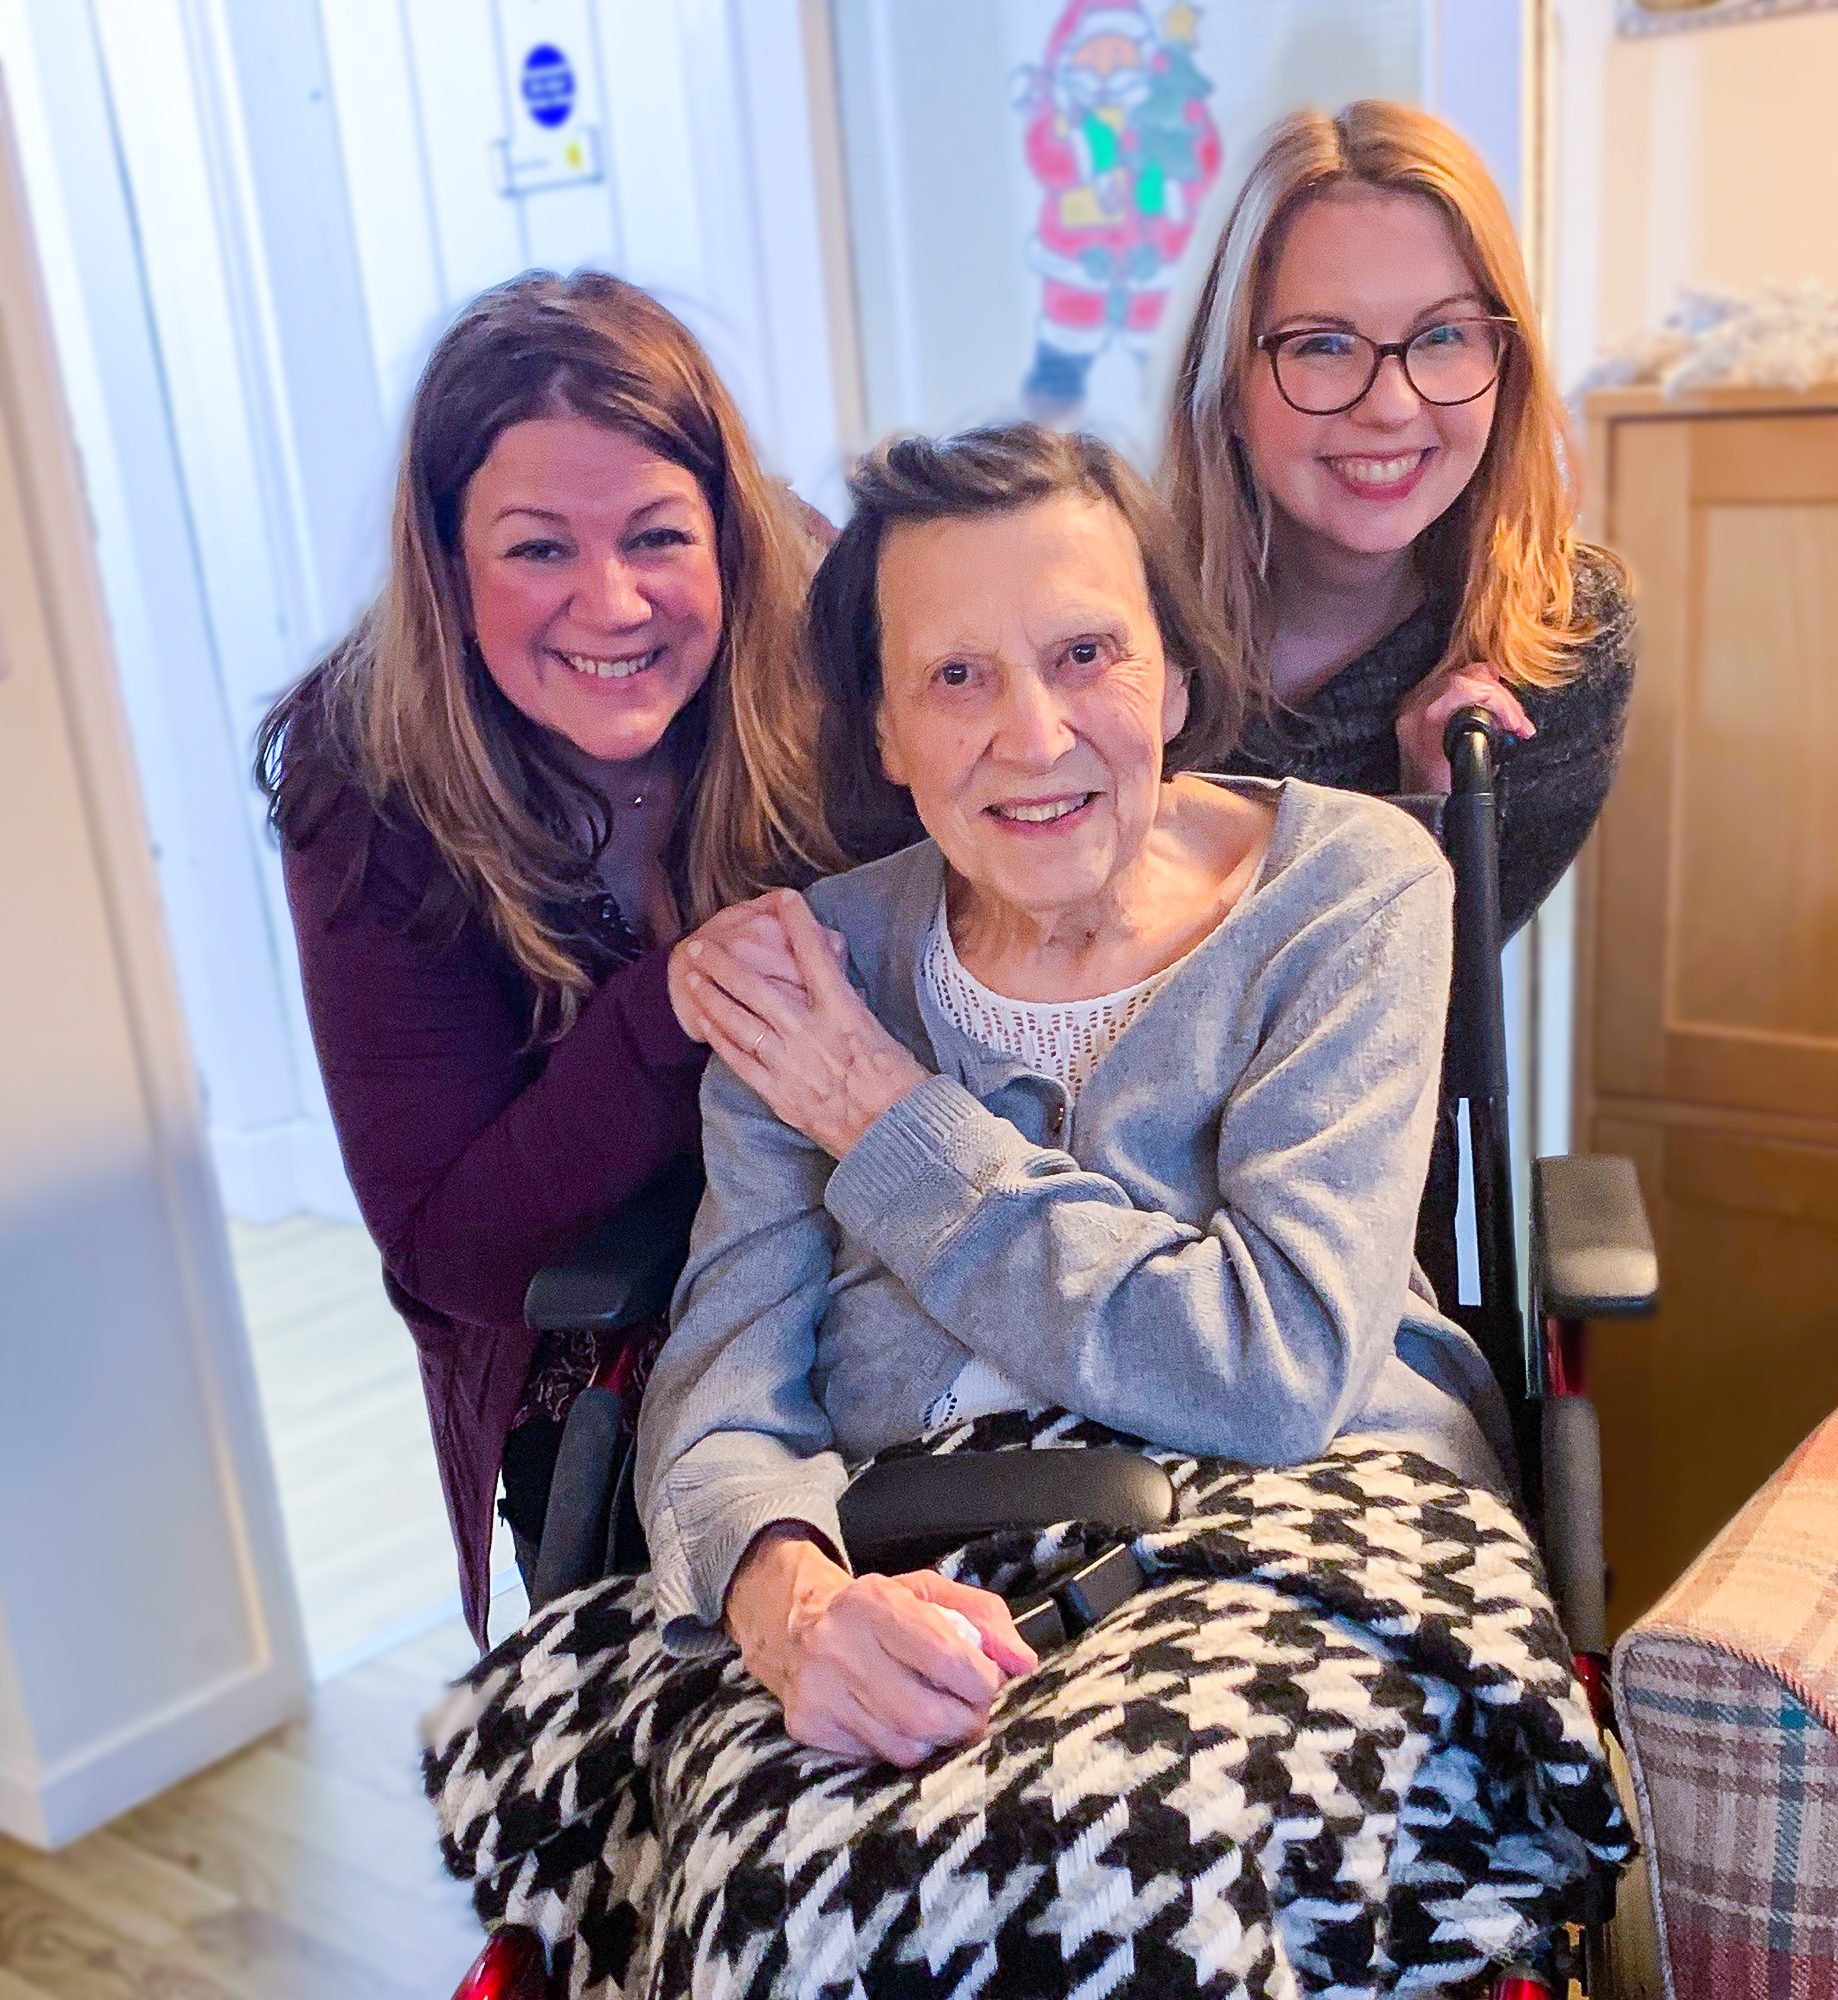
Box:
[1162,100,1634,1310]
[1163,99,1634,940]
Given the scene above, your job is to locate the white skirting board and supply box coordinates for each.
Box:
[0,1657,301,1851]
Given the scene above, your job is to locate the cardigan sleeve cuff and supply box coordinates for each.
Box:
[650,1459,852,1656]
[824,1073,1037,1274]
[609,944,705,1072]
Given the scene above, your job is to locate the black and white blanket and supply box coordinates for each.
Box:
[423,1412,1631,1998]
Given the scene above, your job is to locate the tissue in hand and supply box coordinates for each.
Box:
[937,1607,988,1654]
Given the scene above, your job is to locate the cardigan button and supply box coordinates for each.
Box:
[1048,1105,1065,1136]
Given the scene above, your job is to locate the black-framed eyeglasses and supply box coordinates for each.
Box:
[1253,316,1517,416]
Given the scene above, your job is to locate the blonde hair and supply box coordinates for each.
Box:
[258,272,845,1037]
[1162,99,1620,700]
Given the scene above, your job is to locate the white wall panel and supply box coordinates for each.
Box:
[399,0,532,300]
[318,0,447,421]
[598,0,704,292]
[0,0,320,1225]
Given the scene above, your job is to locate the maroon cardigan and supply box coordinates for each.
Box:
[282,787,707,1645]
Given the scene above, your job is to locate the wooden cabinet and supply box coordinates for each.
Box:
[1578,387,1838,1634]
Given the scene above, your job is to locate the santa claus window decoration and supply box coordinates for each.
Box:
[1013,2,1223,421]
[829,0,1435,450]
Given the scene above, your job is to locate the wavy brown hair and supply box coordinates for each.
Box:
[1162,99,1623,703]
[807,423,1246,863]
[256,271,844,1036]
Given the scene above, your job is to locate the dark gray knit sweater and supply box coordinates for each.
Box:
[1223,544,1636,940]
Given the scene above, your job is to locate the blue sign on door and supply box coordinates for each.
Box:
[520,44,575,129]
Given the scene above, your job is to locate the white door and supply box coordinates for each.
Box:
[0,61,308,1850]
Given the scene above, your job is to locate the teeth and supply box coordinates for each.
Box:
[562,649,658,679]
[1333,452,1425,486]
[992,796,1089,824]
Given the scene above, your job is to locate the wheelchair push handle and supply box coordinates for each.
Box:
[1443,703,1504,795]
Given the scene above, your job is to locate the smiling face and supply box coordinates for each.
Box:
[1238,186,1500,566]
[874,492,1187,928]
[459,416,723,768]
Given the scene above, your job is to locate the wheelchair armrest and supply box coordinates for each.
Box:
[1531,1155,1658,1320]
[838,1447,1175,1574]
[529,1385,630,1611]
[522,1157,703,1334]
[1388,792,1446,843]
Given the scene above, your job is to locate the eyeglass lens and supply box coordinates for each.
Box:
[1271,321,1505,415]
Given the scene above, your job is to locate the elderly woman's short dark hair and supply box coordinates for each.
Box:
[807,423,1247,861]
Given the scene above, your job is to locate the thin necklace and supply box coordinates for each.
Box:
[620,760,672,812]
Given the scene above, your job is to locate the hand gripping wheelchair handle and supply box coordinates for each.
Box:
[1443,701,1505,774]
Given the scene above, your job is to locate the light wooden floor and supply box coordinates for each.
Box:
[0,1614,494,1999]
[227,1216,515,1676]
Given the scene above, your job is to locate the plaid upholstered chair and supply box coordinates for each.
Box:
[1613,1410,1838,2000]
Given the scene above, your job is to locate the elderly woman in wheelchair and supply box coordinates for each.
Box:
[427,425,1628,2000]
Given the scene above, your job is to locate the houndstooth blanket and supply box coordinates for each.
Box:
[424,1412,1631,1998]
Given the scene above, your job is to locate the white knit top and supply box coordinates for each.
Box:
[921,894,1185,1104]
[918,894,1193,1432]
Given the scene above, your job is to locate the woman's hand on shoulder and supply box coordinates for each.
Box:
[1394,659,1535,794]
[682,890,930,1158]
[724,1525,1036,1767]
[667,892,822,1043]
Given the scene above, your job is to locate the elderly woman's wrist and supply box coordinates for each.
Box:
[725,1525,846,1677]
[834,1044,929,1155]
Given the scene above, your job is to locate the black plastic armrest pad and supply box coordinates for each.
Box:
[523,1156,704,1334]
[1532,1154,1658,1319]
[530,1385,626,1611]
[838,1447,1175,1574]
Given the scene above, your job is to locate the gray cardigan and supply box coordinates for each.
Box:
[637,777,1512,1648]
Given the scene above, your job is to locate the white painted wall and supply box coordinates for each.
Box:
[0,70,307,1847]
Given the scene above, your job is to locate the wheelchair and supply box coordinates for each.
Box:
[450,709,1660,2000]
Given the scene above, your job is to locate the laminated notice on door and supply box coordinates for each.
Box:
[491,0,605,196]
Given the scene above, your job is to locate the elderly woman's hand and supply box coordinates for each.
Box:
[725,1525,1037,1767]
[1394,658,1535,793]
[682,889,930,1157]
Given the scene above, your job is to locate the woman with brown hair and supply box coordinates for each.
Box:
[1163,99,1634,941]
[255,271,843,1645]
